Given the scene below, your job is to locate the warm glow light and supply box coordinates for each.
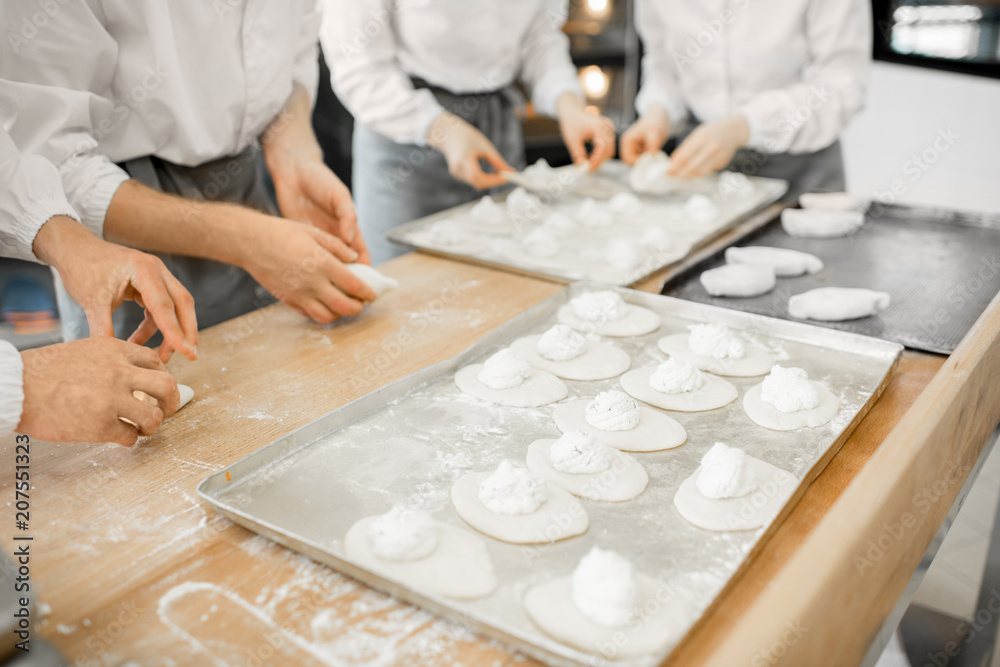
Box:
[587,0,609,12]
[581,66,610,99]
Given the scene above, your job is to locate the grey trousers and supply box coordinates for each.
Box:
[726,140,846,202]
[55,144,277,344]
[352,81,527,265]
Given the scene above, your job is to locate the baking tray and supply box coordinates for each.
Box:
[386,160,788,287]
[661,203,1000,355]
[197,283,901,667]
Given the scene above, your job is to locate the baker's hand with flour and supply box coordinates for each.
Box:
[556,93,616,172]
[263,84,370,265]
[620,105,671,165]
[18,337,180,446]
[32,215,198,363]
[668,114,750,179]
[427,111,514,190]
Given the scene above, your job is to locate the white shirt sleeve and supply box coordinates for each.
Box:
[320,0,444,146]
[517,0,584,118]
[738,0,872,155]
[294,0,322,103]
[633,0,690,129]
[0,2,131,239]
[0,127,81,263]
[0,341,24,437]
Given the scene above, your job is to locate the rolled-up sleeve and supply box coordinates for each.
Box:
[0,128,80,263]
[0,2,130,239]
[0,341,24,437]
[320,0,443,145]
[633,0,690,129]
[517,0,583,118]
[738,0,872,154]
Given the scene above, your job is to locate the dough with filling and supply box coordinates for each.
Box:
[699,263,776,297]
[525,439,648,502]
[557,293,661,338]
[628,152,679,195]
[788,287,891,321]
[344,516,497,599]
[743,381,840,430]
[450,472,588,544]
[553,399,686,451]
[724,246,824,277]
[345,264,398,298]
[454,363,567,408]
[781,208,865,238]
[509,334,630,381]
[658,333,774,377]
[620,365,737,412]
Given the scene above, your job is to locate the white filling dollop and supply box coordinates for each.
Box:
[685,194,720,223]
[549,430,613,475]
[577,198,614,228]
[368,505,439,562]
[650,358,706,394]
[507,187,543,218]
[571,290,629,322]
[607,240,642,269]
[760,365,819,413]
[696,442,758,499]
[478,460,547,515]
[543,212,577,236]
[585,390,640,432]
[427,219,469,246]
[522,228,560,258]
[477,348,532,390]
[717,171,754,198]
[572,547,637,627]
[688,323,746,360]
[537,324,588,362]
[608,192,643,216]
[470,196,505,225]
[641,226,673,252]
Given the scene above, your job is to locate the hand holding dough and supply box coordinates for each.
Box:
[724,246,824,277]
[699,263,776,297]
[788,287,891,321]
[781,208,865,238]
[345,264,398,299]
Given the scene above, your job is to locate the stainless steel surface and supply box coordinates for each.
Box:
[386,160,788,287]
[198,283,902,667]
[661,204,1000,355]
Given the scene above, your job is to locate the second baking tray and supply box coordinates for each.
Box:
[661,203,1000,355]
[197,283,901,667]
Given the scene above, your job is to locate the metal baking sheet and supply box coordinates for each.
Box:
[661,203,1000,355]
[197,283,901,667]
[386,160,788,286]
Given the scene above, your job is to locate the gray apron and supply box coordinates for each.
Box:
[352,78,527,265]
[54,143,277,344]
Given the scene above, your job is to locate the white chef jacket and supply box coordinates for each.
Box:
[0,0,321,238]
[634,0,872,155]
[0,340,23,437]
[320,0,584,146]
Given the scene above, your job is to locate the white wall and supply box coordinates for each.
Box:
[842,61,1000,215]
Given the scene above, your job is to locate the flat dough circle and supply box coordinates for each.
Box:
[525,439,648,502]
[509,335,631,381]
[552,399,686,452]
[657,333,774,377]
[557,303,661,338]
[674,457,798,531]
[524,575,688,658]
[344,518,497,599]
[454,364,567,408]
[742,381,840,431]
[620,365,738,412]
[451,472,589,544]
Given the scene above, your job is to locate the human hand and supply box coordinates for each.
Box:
[18,337,180,445]
[620,106,671,165]
[556,93,616,172]
[427,111,513,189]
[237,213,377,324]
[668,114,750,178]
[33,216,198,363]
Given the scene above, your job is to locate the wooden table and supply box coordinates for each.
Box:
[5,249,1000,666]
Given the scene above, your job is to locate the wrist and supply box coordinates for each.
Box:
[556,92,586,120]
[426,110,458,153]
[215,206,276,268]
[727,114,750,148]
[32,215,100,269]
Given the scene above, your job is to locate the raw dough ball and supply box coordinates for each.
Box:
[558,291,661,338]
[522,228,560,259]
[674,454,797,531]
[451,470,588,544]
[743,367,840,430]
[345,514,497,599]
[345,264,398,298]
[658,328,774,377]
[628,151,678,195]
[509,331,631,382]
[526,437,648,502]
[724,246,824,277]
[608,192,644,216]
[576,198,614,228]
[455,349,568,408]
[781,208,865,238]
[699,263,776,297]
[177,384,195,410]
[685,195,720,223]
[524,572,688,658]
[788,287,891,321]
[799,191,868,212]
[553,397,687,452]
[620,363,738,412]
